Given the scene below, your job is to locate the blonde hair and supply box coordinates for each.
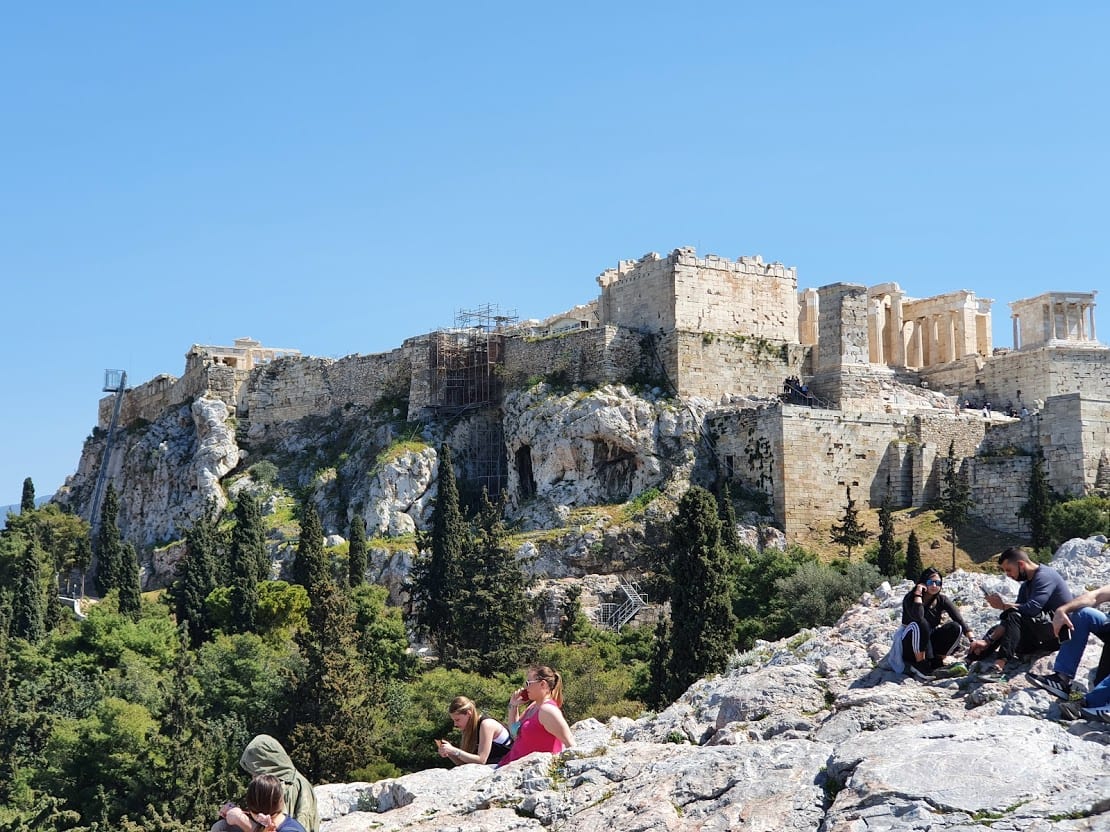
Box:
[529,665,564,706]
[448,695,481,753]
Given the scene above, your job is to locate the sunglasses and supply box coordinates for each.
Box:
[925,579,942,587]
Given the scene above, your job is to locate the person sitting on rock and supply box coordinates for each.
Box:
[437,695,513,765]
[212,735,318,832]
[1027,583,1110,723]
[900,567,973,680]
[498,665,575,766]
[969,547,1073,682]
[219,774,307,832]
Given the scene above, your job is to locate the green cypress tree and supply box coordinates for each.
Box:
[1019,448,1052,551]
[409,444,466,665]
[830,485,870,560]
[94,483,124,596]
[645,616,672,710]
[662,486,737,703]
[904,530,924,581]
[20,477,35,513]
[157,624,211,824]
[117,542,143,621]
[229,497,262,634]
[293,502,328,601]
[177,508,220,645]
[74,534,93,599]
[936,441,972,571]
[717,482,742,555]
[228,491,267,583]
[348,515,368,588]
[288,583,376,781]
[457,489,535,674]
[877,482,897,577]
[12,540,46,642]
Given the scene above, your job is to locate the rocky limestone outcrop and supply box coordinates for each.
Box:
[357,446,437,537]
[314,537,1110,832]
[57,396,241,555]
[503,384,709,528]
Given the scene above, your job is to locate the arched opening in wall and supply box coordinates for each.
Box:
[592,439,636,502]
[515,445,536,500]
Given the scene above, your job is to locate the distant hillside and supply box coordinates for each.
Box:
[1,496,53,529]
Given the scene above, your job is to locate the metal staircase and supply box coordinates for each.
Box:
[89,370,126,536]
[595,579,648,631]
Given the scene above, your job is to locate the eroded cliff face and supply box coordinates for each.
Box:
[58,382,713,592]
[314,537,1110,832]
[57,397,241,550]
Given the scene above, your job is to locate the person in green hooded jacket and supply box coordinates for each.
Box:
[212,734,319,832]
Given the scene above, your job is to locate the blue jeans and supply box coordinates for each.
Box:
[1053,606,1110,679]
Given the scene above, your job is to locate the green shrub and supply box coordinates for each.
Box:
[1048,496,1110,548]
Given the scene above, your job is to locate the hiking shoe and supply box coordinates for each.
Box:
[1027,671,1071,701]
[907,666,934,682]
[1057,700,1084,721]
[975,664,1008,683]
[1079,704,1110,724]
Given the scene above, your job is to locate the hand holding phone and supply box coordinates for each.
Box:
[1058,626,1072,643]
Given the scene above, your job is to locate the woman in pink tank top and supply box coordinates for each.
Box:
[498,664,575,766]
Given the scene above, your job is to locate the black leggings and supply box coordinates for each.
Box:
[975,609,1059,661]
[902,620,963,672]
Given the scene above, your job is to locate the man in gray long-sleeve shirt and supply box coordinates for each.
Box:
[968,547,1073,680]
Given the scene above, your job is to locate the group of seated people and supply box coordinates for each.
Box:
[211,665,576,831]
[896,546,1110,723]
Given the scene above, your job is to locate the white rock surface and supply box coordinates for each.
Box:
[319,538,1110,831]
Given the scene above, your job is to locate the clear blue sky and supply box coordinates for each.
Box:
[2,3,1108,505]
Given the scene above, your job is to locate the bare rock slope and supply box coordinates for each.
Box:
[317,537,1110,832]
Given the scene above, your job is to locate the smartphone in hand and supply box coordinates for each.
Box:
[1059,627,1072,643]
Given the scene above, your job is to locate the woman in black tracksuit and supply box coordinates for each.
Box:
[902,567,973,675]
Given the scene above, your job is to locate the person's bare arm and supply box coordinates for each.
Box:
[537,703,575,749]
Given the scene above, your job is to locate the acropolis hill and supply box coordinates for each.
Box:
[59,247,1109,579]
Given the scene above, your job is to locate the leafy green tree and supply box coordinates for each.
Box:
[876,483,897,577]
[410,444,467,665]
[174,507,220,646]
[1019,448,1054,550]
[11,540,46,643]
[936,441,972,571]
[644,616,671,710]
[349,583,413,681]
[556,584,591,646]
[292,502,328,599]
[732,545,813,647]
[657,486,737,704]
[95,483,125,596]
[195,632,296,733]
[1047,495,1110,547]
[74,534,93,598]
[830,485,870,560]
[348,514,368,587]
[117,542,143,622]
[773,561,882,633]
[20,477,35,513]
[904,530,924,580]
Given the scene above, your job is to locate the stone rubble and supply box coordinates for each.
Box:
[316,537,1110,832]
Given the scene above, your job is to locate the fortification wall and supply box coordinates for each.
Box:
[98,364,241,429]
[658,331,809,400]
[242,349,411,441]
[598,249,798,341]
[706,405,786,522]
[968,455,1032,535]
[499,326,646,391]
[1040,394,1110,497]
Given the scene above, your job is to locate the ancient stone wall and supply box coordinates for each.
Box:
[658,331,809,400]
[98,364,241,429]
[498,326,646,392]
[597,249,797,341]
[706,405,785,521]
[1040,393,1110,497]
[968,455,1032,535]
[242,349,411,441]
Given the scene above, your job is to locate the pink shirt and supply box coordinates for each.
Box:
[499,702,564,765]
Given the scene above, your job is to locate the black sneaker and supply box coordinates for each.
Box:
[1057,700,1084,721]
[1079,704,1110,724]
[907,666,934,682]
[1027,671,1072,701]
[975,664,1007,683]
